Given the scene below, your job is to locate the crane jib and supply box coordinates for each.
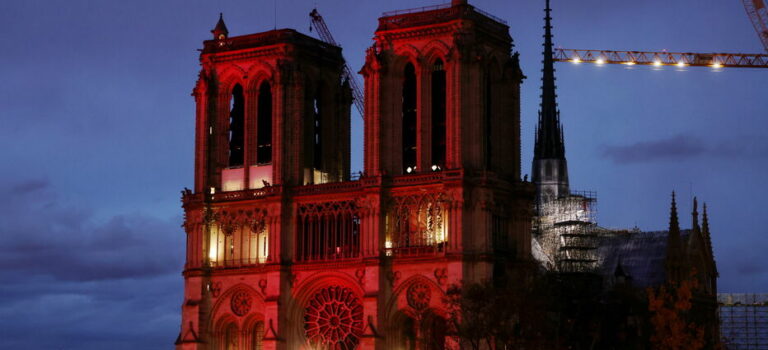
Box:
[309,9,366,119]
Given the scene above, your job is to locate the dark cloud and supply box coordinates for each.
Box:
[10,179,49,194]
[0,179,184,282]
[600,134,752,164]
[0,179,184,349]
[735,261,766,276]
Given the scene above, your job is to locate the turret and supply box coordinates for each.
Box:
[211,13,229,40]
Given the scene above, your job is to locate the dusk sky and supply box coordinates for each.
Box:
[1,0,766,348]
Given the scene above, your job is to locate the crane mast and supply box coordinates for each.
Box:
[310,9,365,119]
[743,0,768,52]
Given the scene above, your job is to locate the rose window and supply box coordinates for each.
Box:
[230,290,252,316]
[407,282,431,311]
[304,286,363,349]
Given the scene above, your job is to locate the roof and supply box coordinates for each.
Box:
[376,2,508,34]
[201,29,341,56]
[597,230,691,288]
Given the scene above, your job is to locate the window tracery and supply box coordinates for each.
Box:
[387,193,447,255]
[407,281,432,311]
[296,201,360,262]
[209,209,269,267]
[230,290,253,317]
[304,286,363,350]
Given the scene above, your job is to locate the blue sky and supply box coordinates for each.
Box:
[0,0,766,348]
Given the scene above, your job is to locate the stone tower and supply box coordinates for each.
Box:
[178,3,533,349]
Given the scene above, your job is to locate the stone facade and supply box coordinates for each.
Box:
[177,3,534,349]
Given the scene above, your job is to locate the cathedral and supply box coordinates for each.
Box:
[176,0,719,349]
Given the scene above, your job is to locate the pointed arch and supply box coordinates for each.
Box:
[389,274,445,315]
[389,309,419,350]
[212,313,241,350]
[242,313,266,350]
[244,61,276,92]
[217,65,248,93]
[421,39,451,65]
[394,44,422,71]
[385,275,448,350]
[210,283,265,325]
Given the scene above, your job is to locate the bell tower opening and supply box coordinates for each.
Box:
[431,59,446,170]
[256,81,272,165]
[402,62,418,174]
[228,84,245,167]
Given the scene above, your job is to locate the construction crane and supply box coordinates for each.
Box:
[309,8,365,118]
[743,0,768,52]
[554,0,768,69]
[553,49,768,68]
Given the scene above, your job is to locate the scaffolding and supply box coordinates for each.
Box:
[719,293,768,350]
[534,191,598,273]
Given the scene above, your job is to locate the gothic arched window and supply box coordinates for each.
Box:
[431,59,446,170]
[224,323,239,350]
[402,62,418,173]
[250,321,264,350]
[256,82,272,164]
[228,84,245,167]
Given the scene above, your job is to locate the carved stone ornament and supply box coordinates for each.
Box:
[210,281,222,298]
[406,281,431,311]
[304,286,364,349]
[386,271,402,287]
[434,268,448,285]
[355,269,366,286]
[258,279,268,295]
[230,290,253,316]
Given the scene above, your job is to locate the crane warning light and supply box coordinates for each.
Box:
[712,62,723,68]
[653,60,663,67]
[596,58,605,65]
[571,58,582,64]
[677,61,687,67]
[624,61,636,65]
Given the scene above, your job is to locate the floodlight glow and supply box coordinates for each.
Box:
[653,60,663,66]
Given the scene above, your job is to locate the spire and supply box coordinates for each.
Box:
[534,0,565,160]
[669,191,681,240]
[692,196,700,233]
[702,202,717,275]
[666,191,684,282]
[531,0,569,202]
[212,13,229,40]
[702,202,710,237]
